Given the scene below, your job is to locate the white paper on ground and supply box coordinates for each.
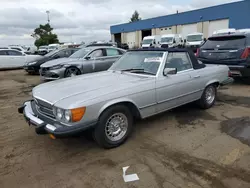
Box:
[122,166,139,183]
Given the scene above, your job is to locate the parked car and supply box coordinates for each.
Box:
[86,43,113,47]
[0,49,42,69]
[9,45,28,54]
[23,48,80,74]
[38,46,49,55]
[18,48,232,148]
[212,28,236,36]
[184,32,206,52]
[48,44,60,52]
[40,46,126,80]
[196,32,250,83]
[117,42,129,50]
[160,34,183,48]
[141,35,161,48]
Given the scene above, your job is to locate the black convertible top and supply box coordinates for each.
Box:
[129,48,205,70]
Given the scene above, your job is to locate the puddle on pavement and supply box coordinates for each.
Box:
[171,103,216,126]
[221,117,250,146]
[218,93,250,108]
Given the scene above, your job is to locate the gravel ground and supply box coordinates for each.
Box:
[1,70,250,188]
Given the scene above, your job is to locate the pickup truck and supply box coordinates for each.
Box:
[18,48,233,148]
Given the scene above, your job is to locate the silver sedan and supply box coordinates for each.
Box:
[40,46,126,80]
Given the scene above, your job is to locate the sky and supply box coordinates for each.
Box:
[0,0,241,46]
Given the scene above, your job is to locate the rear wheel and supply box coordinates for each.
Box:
[93,105,133,149]
[64,67,81,78]
[198,84,217,109]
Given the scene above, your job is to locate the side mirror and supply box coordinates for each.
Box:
[85,56,91,60]
[181,40,183,42]
[173,40,176,43]
[184,39,187,43]
[204,38,207,42]
[153,41,156,44]
[163,68,177,76]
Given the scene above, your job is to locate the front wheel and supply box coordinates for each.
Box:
[64,67,81,78]
[93,105,133,149]
[198,84,217,109]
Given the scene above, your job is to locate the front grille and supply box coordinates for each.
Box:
[34,98,55,118]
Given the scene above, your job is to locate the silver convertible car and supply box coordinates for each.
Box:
[40,46,126,80]
[19,48,233,148]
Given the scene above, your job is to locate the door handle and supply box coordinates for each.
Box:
[194,75,200,78]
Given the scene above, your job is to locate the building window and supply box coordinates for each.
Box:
[169,27,172,30]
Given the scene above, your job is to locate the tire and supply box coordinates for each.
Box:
[93,105,133,149]
[198,84,217,109]
[64,67,81,78]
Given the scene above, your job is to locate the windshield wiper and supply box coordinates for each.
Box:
[121,68,155,75]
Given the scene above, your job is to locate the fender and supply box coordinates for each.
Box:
[205,79,220,87]
[98,98,141,117]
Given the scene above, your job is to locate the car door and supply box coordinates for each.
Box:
[6,50,25,67]
[81,48,106,73]
[102,48,123,69]
[0,50,9,68]
[156,52,195,113]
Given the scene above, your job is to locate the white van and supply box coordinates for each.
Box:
[141,35,161,48]
[160,34,183,48]
[184,32,205,47]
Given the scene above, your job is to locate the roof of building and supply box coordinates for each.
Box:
[110,0,250,34]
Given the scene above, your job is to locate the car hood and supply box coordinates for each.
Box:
[32,71,154,108]
[41,58,79,68]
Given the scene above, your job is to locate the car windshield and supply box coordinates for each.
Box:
[69,47,92,58]
[161,37,173,43]
[109,51,164,75]
[187,35,203,42]
[142,39,153,44]
[202,35,246,49]
[39,46,47,50]
[45,49,60,57]
[48,46,57,49]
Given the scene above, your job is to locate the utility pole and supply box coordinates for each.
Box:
[46,10,50,24]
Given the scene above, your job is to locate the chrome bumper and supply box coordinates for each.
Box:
[18,101,96,137]
[19,101,57,132]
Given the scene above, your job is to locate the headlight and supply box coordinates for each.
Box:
[28,61,37,65]
[50,64,63,70]
[64,110,71,122]
[56,108,63,120]
[53,107,86,123]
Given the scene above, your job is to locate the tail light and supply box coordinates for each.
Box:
[195,48,200,57]
[241,47,250,59]
[228,70,232,77]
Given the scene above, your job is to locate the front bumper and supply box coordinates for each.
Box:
[23,65,39,73]
[40,67,66,80]
[18,101,96,137]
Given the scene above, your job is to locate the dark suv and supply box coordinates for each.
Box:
[197,32,250,83]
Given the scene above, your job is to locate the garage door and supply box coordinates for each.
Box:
[181,23,197,39]
[208,19,229,37]
[125,32,136,49]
